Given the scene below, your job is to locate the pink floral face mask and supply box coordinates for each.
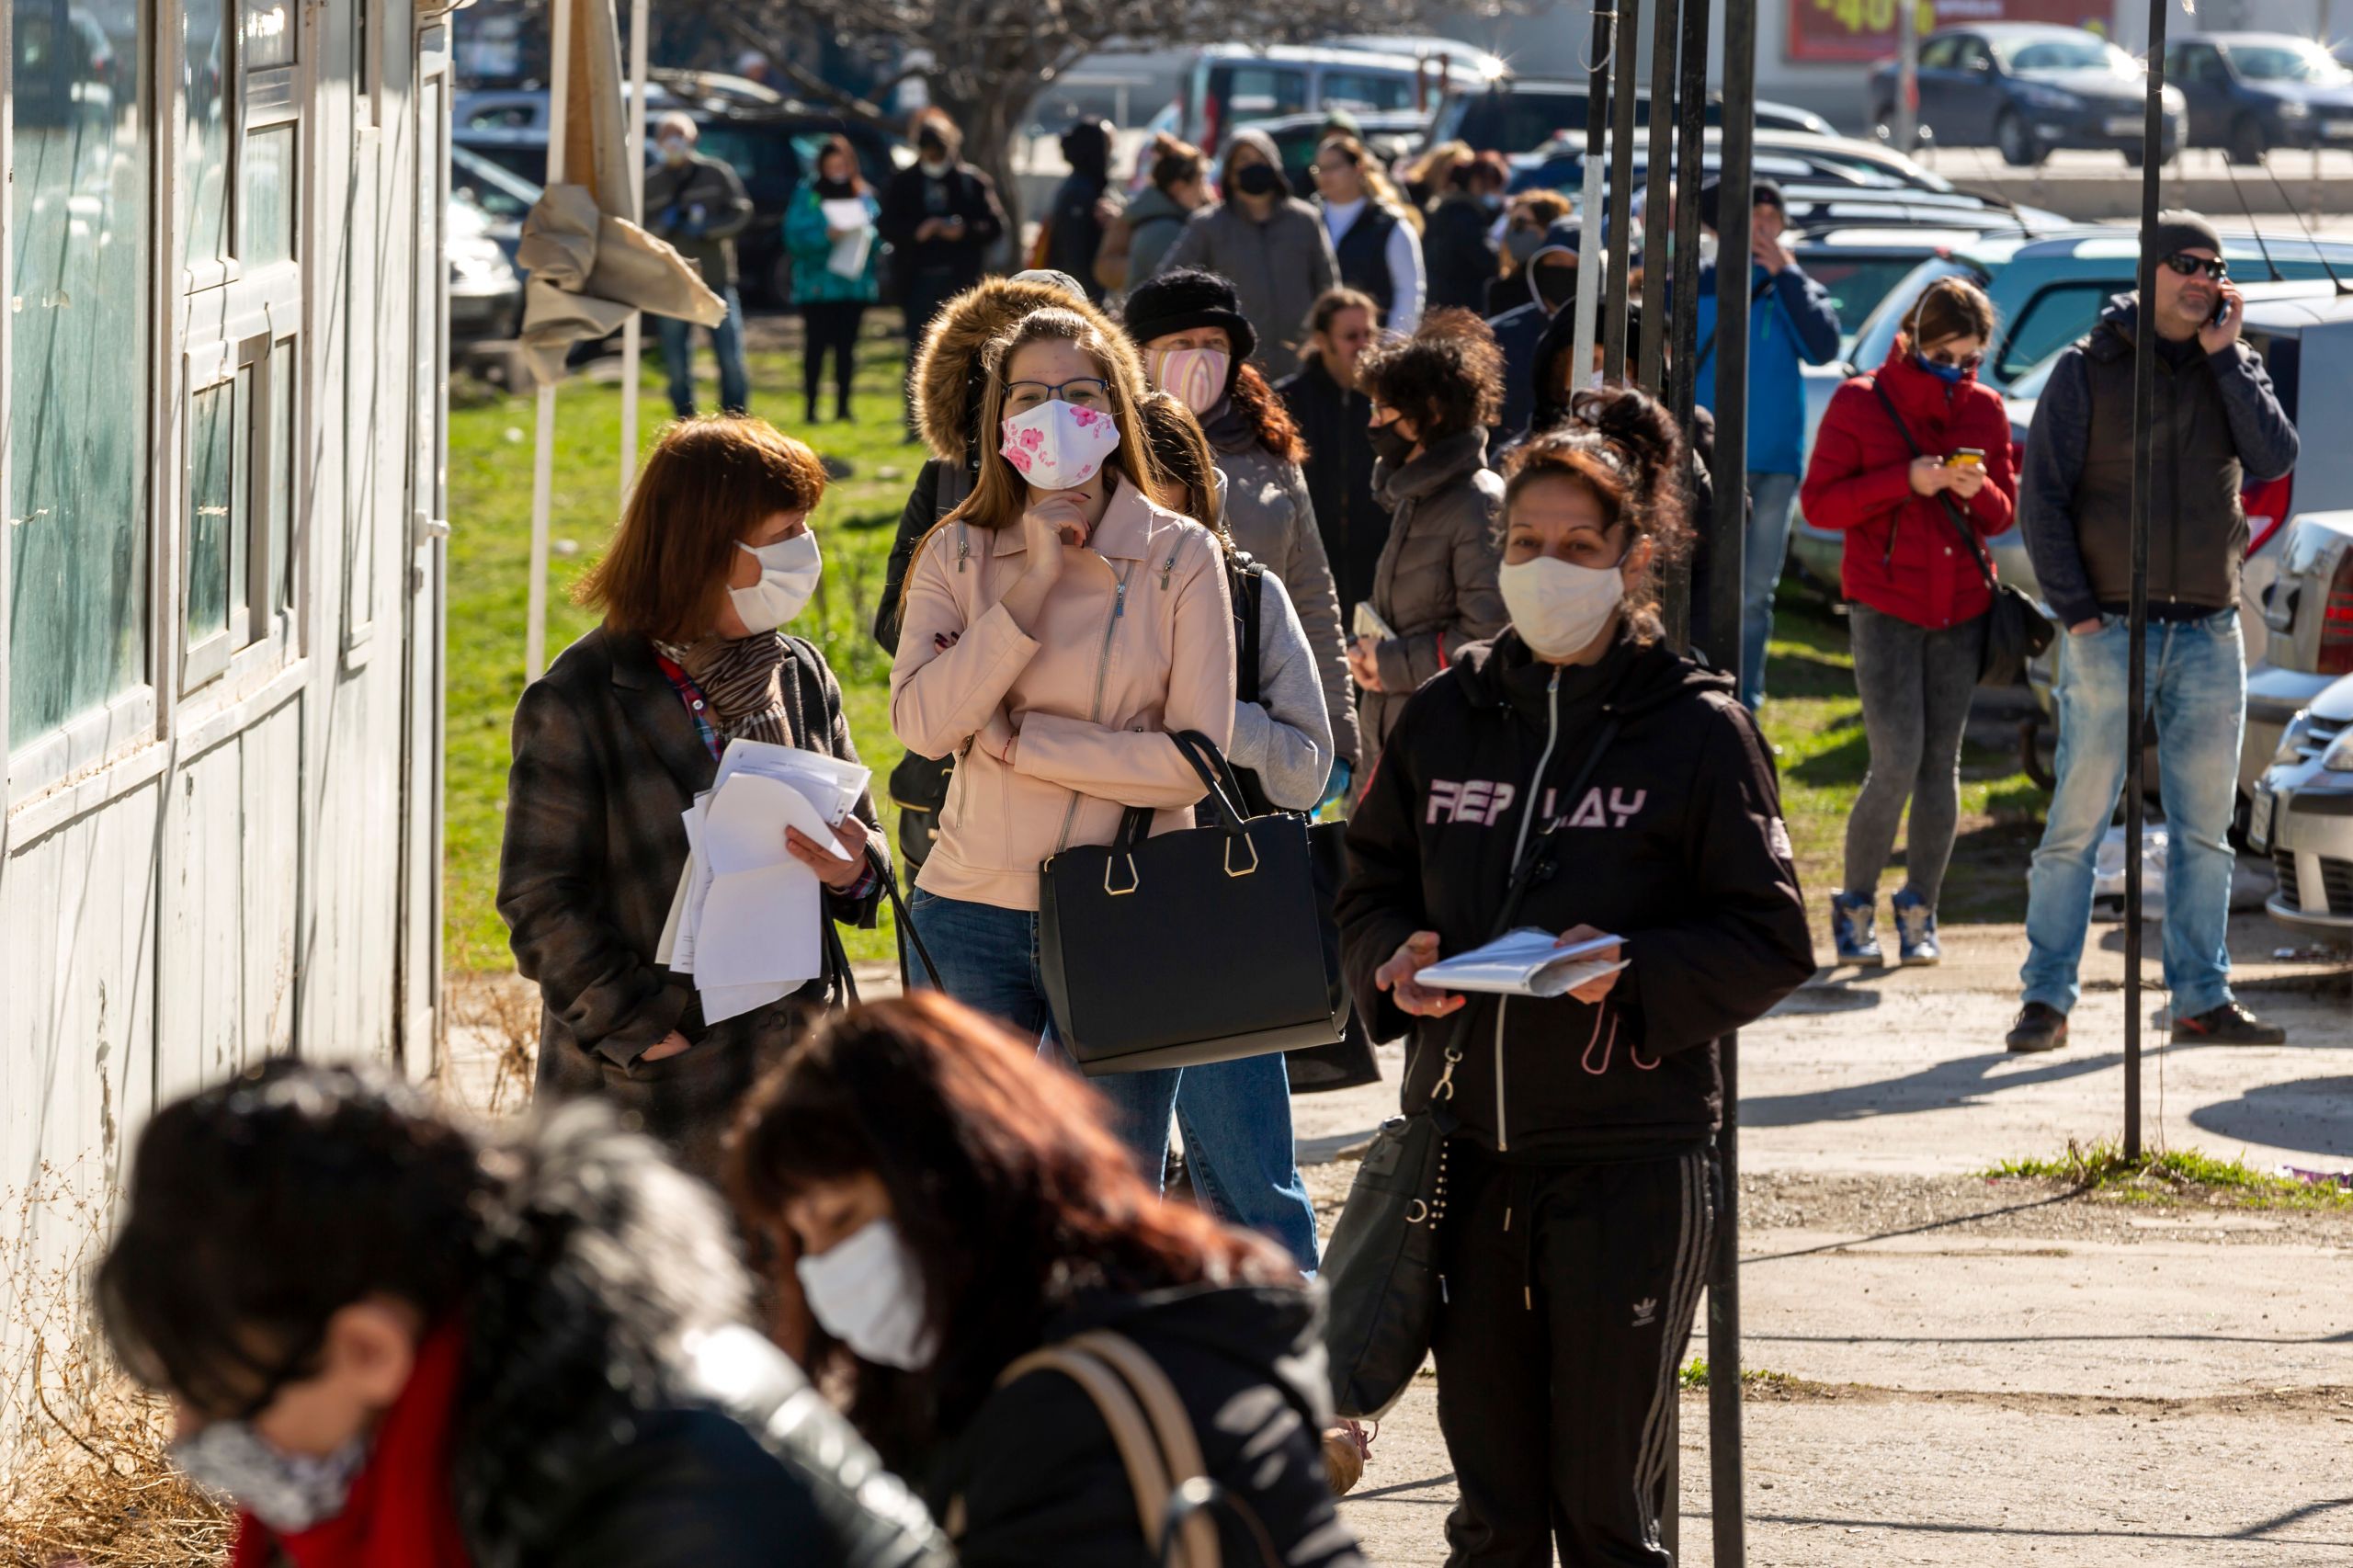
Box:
[1000,399,1121,492]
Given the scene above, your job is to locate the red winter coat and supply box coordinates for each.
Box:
[1800,345,2018,630]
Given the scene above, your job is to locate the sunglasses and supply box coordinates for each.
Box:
[2162,252,2228,280]
[1920,347,1984,369]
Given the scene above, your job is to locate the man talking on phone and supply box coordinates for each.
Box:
[2007,210,2299,1054]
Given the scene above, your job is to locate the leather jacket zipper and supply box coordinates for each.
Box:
[1493,667,1563,1153]
[1054,563,1134,854]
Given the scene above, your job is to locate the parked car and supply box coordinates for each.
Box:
[448,189,523,352]
[1142,40,1493,157]
[1511,127,1972,199]
[450,142,538,267]
[453,78,899,307]
[2249,671,2353,940]
[1430,76,1833,156]
[1868,23,2187,166]
[1228,109,1433,198]
[2165,33,2353,164]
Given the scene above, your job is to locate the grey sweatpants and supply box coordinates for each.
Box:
[1844,603,1986,908]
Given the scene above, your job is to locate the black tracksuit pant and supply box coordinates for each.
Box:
[1433,1144,1714,1567]
[801,301,864,417]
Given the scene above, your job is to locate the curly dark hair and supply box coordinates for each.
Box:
[1500,383,1692,643]
[1226,360,1307,463]
[1357,308,1505,440]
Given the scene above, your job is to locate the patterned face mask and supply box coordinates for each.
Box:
[170,1418,369,1535]
[1000,399,1121,492]
[1148,347,1230,415]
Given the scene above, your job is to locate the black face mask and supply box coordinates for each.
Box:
[1536,266,1578,313]
[1371,424,1414,467]
[1233,164,1281,198]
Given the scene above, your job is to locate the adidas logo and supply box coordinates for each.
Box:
[1632,1297,1657,1327]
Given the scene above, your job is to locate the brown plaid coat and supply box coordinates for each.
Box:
[498,627,885,1182]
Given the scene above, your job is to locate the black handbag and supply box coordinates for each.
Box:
[1040,730,1344,1075]
[1321,718,1620,1419]
[1867,379,2054,687]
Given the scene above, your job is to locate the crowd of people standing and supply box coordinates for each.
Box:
[105,98,2303,1568]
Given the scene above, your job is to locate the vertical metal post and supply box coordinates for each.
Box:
[2125,0,2168,1163]
[526,0,575,682]
[1638,0,1677,394]
[619,0,650,500]
[1602,0,1642,381]
[1893,0,1919,154]
[1709,0,1756,1558]
[1571,4,1617,388]
[1664,0,1711,655]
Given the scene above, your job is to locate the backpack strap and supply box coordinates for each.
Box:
[1228,551,1266,706]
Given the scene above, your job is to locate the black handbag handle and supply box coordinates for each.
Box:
[869,842,943,992]
[1867,378,1999,594]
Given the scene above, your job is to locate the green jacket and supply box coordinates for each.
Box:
[784,186,881,304]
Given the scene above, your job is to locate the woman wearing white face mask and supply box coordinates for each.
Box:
[1121,267,1359,792]
[501,418,887,1181]
[1335,385,1816,1566]
[728,993,1367,1567]
[889,305,1236,1176]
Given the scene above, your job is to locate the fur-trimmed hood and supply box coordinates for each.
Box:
[910,277,1145,463]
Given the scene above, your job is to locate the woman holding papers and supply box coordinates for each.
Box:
[784,135,881,426]
[886,303,1235,1185]
[1334,386,1815,1565]
[500,418,886,1183]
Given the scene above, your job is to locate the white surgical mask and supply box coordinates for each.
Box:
[1698,231,1720,267]
[1001,399,1120,492]
[795,1219,937,1370]
[730,530,823,630]
[659,136,689,166]
[1500,554,1626,660]
[169,1419,369,1535]
[1148,347,1230,415]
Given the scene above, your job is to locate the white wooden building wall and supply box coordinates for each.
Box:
[0,0,448,1333]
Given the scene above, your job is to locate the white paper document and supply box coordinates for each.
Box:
[821,198,874,279]
[659,742,871,1024]
[1416,928,1627,999]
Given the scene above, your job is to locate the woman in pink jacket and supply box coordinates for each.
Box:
[889,303,1236,1178]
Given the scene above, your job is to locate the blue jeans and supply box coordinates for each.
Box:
[907,890,1320,1268]
[1740,472,1800,710]
[656,287,749,416]
[2019,608,2245,1018]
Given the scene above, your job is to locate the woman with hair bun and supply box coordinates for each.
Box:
[1801,276,2017,966]
[1336,383,1816,1565]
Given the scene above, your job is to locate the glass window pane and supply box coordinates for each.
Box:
[181,0,231,271]
[187,376,237,643]
[245,124,293,265]
[268,339,293,611]
[243,0,290,69]
[9,0,150,746]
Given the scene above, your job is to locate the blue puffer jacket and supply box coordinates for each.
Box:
[1691,259,1842,477]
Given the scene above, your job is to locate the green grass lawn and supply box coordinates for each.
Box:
[445,317,2046,972]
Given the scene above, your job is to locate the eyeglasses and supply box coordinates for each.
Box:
[1004,378,1111,413]
[1920,347,1984,369]
[2162,252,2228,280]
[1310,156,1359,176]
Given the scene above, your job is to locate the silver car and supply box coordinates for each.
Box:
[2249,673,2353,941]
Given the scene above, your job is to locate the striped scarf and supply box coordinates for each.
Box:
[657,631,791,747]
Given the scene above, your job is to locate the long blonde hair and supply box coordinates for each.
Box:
[1321,134,1423,233]
[924,307,1160,560]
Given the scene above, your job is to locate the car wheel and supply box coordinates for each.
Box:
[2226,116,2268,165]
[1995,108,2041,167]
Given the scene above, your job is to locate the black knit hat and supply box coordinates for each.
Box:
[2148,209,2222,263]
[1118,267,1259,364]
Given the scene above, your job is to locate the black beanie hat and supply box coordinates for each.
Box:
[2149,209,2223,263]
[1118,267,1259,364]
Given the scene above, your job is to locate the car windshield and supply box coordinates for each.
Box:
[1802,256,1948,343]
[1995,36,2136,76]
[2005,346,2068,403]
[2227,42,2351,84]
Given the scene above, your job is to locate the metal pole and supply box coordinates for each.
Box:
[619,0,650,500]
[527,0,575,682]
[1602,0,1642,381]
[1638,0,1677,394]
[1709,0,1756,1554]
[1894,0,1919,155]
[1665,0,1711,655]
[1571,4,1616,391]
[2125,0,2169,1163]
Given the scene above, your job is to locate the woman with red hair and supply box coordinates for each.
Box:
[729,994,1366,1566]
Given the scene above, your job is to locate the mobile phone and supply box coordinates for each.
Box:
[1947,448,1985,469]
[2211,295,2234,328]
